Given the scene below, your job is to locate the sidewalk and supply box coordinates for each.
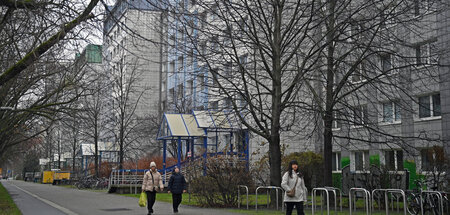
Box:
[1,180,239,215]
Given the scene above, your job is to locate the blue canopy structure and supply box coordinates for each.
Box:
[156,111,249,181]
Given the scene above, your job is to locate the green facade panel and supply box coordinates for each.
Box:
[370,154,380,166]
[341,156,350,168]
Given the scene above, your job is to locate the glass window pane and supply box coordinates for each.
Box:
[355,152,363,171]
[394,103,401,121]
[337,153,342,170]
[363,106,368,124]
[419,96,431,118]
[332,153,337,171]
[386,151,395,171]
[397,151,404,170]
[383,103,393,122]
[382,54,392,72]
[432,94,441,116]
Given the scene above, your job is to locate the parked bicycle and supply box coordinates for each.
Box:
[74,176,109,190]
[406,179,447,215]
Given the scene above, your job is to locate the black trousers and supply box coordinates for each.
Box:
[172,193,182,212]
[285,201,304,215]
[145,191,156,213]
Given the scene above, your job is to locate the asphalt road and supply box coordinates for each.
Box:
[1,180,237,215]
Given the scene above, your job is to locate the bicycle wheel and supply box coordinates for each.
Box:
[427,195,441,215]
[407,193,421,215]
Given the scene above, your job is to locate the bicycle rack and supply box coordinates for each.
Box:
[324,187,343,212]
[312,188,330,215]
[371,189,407,215]
[255,186,284,211]
[349,188,371,215]
[421,190,444,215]
[237,185,249,210]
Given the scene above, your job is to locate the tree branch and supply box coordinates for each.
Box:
[0,0,100,86]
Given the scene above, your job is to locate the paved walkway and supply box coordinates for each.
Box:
[1,180,239,215]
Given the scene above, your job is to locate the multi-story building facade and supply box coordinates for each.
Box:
[165,0,449,188]
[103,0,166,120]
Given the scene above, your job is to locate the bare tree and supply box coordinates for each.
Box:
[304,0,449,186]
[156,0,327,190]
[0,0,103,161]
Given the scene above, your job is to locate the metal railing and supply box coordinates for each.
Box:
[421,190,444,215]
[349,188,371,215]
[255,186,284,211]
[312,188,330,215]
[325,187,343,213]
[237,185,249,210]
[372,189,407,215]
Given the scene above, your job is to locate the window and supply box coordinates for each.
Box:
[211,72,219,87]
[177,84,183,98]
[415,42,437,65]
[225,62,232,79]
[200,12,207,29]
[349,20,361,41]
[418,93,440,118]
[210,101,219,110]
[211,36,219,51]
[353,105,368,126]
[381,8,396,28]
[421,146,444,172]
[414,0,433,16]
[382,102,401,123]
[332,152,342,171]
[170,61,176,74]
[354,151,369,171]
[200,41,207,56]
[178,56,184,71]
[198,74,206,92]
[385,150,404,171]
[187,80,193,95]
[239,54,248,68]
[380,54,392,73]
[169,88,175,103]
[332,111,341,129]
[210,4,218,21]
[351,61,366,83]
[224,97,232,110]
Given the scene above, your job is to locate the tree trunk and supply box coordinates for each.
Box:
[323,0,336,187]
[94,123,99,177]
[323,111,333,186]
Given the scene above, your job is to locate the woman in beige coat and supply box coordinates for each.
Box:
[281,160,307,215]
[142,162,164,215]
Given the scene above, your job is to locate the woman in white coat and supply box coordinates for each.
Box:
[281,160,307,215]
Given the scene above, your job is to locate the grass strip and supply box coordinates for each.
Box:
[0,182,22,215]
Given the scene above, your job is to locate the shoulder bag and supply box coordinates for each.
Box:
[286,174,298,197]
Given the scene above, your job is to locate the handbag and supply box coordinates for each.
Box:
[139,192,147,207]
[286,175,298,197]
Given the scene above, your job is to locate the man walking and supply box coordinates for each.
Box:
[142,162,164,215]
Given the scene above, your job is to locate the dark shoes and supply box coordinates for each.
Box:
[174,210,179,213]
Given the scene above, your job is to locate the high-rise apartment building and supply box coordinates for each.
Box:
[103,0,166,120]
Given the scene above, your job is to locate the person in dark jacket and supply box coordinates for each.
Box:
[167,167,187,213]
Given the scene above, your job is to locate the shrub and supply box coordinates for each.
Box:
[190,156,254,207]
